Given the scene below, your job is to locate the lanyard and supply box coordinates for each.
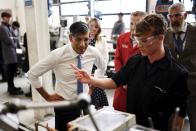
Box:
[173,30,187,53]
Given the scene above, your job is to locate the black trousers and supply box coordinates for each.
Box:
[188,96,196,131]
[54,107,80,131]
[5,63,17,90]
[0,63,6,80]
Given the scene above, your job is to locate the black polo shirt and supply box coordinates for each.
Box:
[112,48,188,130]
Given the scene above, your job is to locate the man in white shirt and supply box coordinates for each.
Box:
[28,21,106,131]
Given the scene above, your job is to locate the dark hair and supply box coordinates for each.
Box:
[12,21,20,28]
[1,12,11,18]
[118,12,124,16]
[135,14,167,37]
[69,21,89,36]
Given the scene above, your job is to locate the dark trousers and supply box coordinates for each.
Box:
[5,63,17,91]
[0,63,6,80]
[54,107,80,131]
[137,113,170,131]
[188,96,196,131]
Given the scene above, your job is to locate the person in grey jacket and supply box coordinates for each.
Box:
[0,12,23,95]
[111,12,125,37]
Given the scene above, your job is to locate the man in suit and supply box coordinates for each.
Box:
[164,3,196,131]
[0,12,23,95]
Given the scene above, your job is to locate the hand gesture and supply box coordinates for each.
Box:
[71,64,91,84]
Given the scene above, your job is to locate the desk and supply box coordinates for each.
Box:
[68,107,136,131]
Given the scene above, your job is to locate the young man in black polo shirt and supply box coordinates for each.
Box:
[72,14,188,131]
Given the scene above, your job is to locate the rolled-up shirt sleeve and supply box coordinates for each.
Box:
[28,52,57,88]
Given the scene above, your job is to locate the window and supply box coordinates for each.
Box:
[60,2,88,16]
[60,0,87,2]
[94,0,146,14]
[48,6,60,27]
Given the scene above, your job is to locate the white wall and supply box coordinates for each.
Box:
[0,0,16,17]
[15,0,26,35]
[148,0,157,13]
[0,0,26,35]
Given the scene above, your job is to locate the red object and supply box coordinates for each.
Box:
[113,86,127,112]
[113,32,140,112]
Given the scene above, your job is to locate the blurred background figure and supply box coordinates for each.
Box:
[0,12,23,95]
[88,18,109,109]
[11,21,24,77]
[111,12,125,48]
[11,21,20,43]
[23,32,32,97]
[113,11,146,112]
[111,12,125,37]
[111,13,125,49]
[85,15,90,24]
[22,32,29,73]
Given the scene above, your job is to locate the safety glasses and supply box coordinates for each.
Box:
[134,35,157,46]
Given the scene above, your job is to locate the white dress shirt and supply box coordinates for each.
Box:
[28,44,106,99]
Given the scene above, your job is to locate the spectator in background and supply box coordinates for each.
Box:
[113,11,146,112]
[88,18,109,109]
[111,12,125,37]
[12,21,24,76]
[164,3,196,131]
[22,32,29,73]
[12,21,22,49]
[23,32,32,97]
[85,15,90,24]
[12,21,20,42]
[0,12,23,95]
[72,14,188,131]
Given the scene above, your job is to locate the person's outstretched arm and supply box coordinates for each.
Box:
[71,64,117,89]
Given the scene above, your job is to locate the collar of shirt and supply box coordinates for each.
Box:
[181,22,188,33]
[145,47,171,70]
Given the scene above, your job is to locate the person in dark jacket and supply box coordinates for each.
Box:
[0,12,23,95]
[72,14,189,131]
